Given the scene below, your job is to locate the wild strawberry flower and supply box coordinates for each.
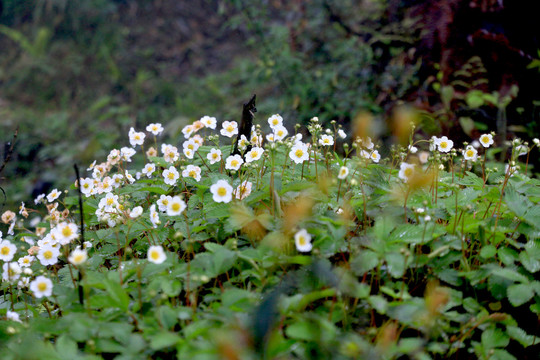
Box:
[149,205,160,228]
[30,275,53,298]
[182,165,202,182]
[225,155,244,171]
[6,310,21,323]
[0,239,17,262]
[2,262,21,282]
[183,139,200,153]
[53,222,79,245]
[289,142,310,164]
[18,255,34,267]
[34,194,46,205]
[120,147,136,162]
[68,248,88,265]
[163,166,180,185]
[418,151,430,164]
[192,134,204,147]
[463,146,478,161]
[128,127,146,147]
[147,245,166,264]
[479,133,494,148]
[237,135,250,151]
[245,147,264,163]
[130,206,143,218]
[398,162,415,183]
[268,114,283,129]
[435,136,453,153]
[338,129,347,139]
[338,166,349,180]
[157,195,173,212]
[370,150,381,163]
[146,123,164,135]
[220,121,238,138]
[37,245,60,266]
[235,180,253,200]
[319,134,334,146]
[200,116,217,129]
[182,124,195,139]
[207,148,222,164]
[210,180,233,203]
[79,177,94,196]
[166,196,187,216]
[142,163,156,178]
[272,125,288,141]
[183,148,194,159]
[294,229,312,252]
[47,189,61,203]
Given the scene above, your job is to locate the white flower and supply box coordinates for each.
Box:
[268,114,283,129]
[166,196,187,216]
[68,248,88,265]
[182,124,195,139]
[130,206,143,218]
[157,195,173,212]
[429,136,438,151]
[273,125,288,141]
[147,245,166,264]
[235,181,253,200]
[30,276,53,298]
[149,204,160,228]
[162,144,180,163]
[6,310,21,323]
[0,240,16,262]
[360,150,370,159]
[142,163,156,178]
[2,262,21,282]
[83,241,93,249]
[107,149,121,164]
[120,147,136,162]
[289,142,310,164]
[182,165,202,182]
[37,245,60,266]
[245,147,264,163]
[398,163,415,183]
[183,148,194,159]
[220,121,238,138]
[515,145,528,156]
[18,255,34,267]
[408,145,418,154]
[370,150,381,163]
[337,166,349,180]
[319,134,334,146]
[225,154,244,171]
[237,135,250,151]
[112,174,124,189]
[98,193,119,212]
[163,166,179,186]
[436,136,453,153]
[53,222,79,245]
[361,137,374,150]
[183,139,200,153]
[125,170,135,184]
[418,151,430,164]
[338,129,347,139]
[207,148,222,164]
[463,146,478,161]
[210,180,233,203]
[47,189,61,203]
[200,116,217,129]
[479,134,494,148]
[128,127,146,147]
[34,194,46,205]
[294,229,312,252]
[192,134,204,147]
[79,178,94,196]
[266,133,275,142]
[146,123,164,135]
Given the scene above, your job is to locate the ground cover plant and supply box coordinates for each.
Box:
[1,105,540,359]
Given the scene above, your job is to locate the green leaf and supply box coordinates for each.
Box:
[385,252,406,278]
[481,328,509,349]
[491,267,529,284]
[350,250,379,276]
[506,325,540,347]
[103,279,130,312]
[149,331,181,350]
[480,245,497,259]
[507,283,534,307]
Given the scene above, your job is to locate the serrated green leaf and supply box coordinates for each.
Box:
[481,327,509,349]
[507,283,534,307]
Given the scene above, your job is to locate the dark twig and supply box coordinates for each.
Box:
[0,127,18,212]
[73,164,85,306]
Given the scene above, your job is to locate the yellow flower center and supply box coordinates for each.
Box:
[168,172,175,180]
[188,144,194,150]
[295,149,304,158]
[404,168,413,177]
[466,150,474,157]
[73,254,84,263]
[172,203,181,212]
[62,227,73,237]
[440,141,448,149]
[135,135,140,140]
[231,160,239,168]
[162,199,169,206]
[226,125,234,132]
[43,250,53,259]
[217,187,227,197]
[212,153,218,159]
[37,282,47,292]
[1,246,10,255]
[107,198,114,206]
[298,236,306,246]
[189,170,196,178]
[150,251,160,260]
[83,183,89,189]
[250,150,258,158]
